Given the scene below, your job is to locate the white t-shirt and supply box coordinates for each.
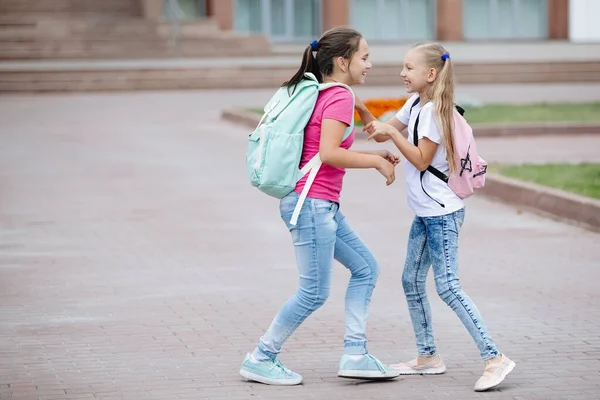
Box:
[396,94,464,217]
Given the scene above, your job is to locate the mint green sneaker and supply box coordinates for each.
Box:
[239,353,303,386]
[338,354,401,380]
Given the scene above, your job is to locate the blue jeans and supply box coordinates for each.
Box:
[254,192,380,361]
[402,208,499,361]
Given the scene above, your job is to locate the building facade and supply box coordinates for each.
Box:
[193,0,569,42]
[143,0,600,43]
[569,0,600,42]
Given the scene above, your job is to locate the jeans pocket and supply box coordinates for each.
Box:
[313,199,336,215]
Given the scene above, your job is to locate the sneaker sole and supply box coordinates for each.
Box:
[394,366,447,375]
[239,368,303,386]
[338,369,401,380]
[474,360,516,392]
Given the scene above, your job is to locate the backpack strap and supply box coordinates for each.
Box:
[289,80,354,225]
[410,97,465,195]
[290,154,322,226]
[409,96,460,184]
[410,97,446,208]
[319,81,355,141]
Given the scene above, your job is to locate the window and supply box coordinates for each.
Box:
[234,0,261,34]
[164,0,207,19]
[351,0,435,41]
[463,0,547,40]
[234,0,321,41]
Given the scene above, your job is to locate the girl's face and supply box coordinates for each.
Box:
[347,38,372,86]
[401,49,436,94]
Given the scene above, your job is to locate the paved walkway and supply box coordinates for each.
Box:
[1,90,599,400]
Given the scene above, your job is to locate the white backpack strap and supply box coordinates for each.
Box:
[256,100,280,129]
[289,82,353,225]
[290,154,322,226]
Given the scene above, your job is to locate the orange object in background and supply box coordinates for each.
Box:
[354,98,409,122]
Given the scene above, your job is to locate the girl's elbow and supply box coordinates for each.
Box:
[319,150,334,165]
[415,162,428,171]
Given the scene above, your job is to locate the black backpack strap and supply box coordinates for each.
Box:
[426,165,449,183]
[410,98,446,208]
[410,96,420,113]
[411,99,420,147]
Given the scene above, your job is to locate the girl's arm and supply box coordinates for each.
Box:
[319,119,383,168]
[355,95,408,142]
[353,150,400,166]
[364,121,437,171]
[354,95,377,126]
[319,119,396,185]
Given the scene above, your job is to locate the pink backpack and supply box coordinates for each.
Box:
[410,98,487,205]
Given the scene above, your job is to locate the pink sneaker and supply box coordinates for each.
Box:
[474,354,516,392]
[390,354,447,375]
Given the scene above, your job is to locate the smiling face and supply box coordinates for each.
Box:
[346,38,372,85]
[400,48,437,94]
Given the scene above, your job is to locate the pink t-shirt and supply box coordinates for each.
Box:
[294,87,355,203]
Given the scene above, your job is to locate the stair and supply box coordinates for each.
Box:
[0,0,140,16]
[2,59,600,92]
[0,16,270,59]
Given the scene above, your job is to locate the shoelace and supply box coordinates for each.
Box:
[366,354,388,373]
[270,359,292,376]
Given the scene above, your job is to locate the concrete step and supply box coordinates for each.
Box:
[2,60,599,92]
[0,17,223,41]
[0,0,139,15]
[0,15,269,59]
[0,35,270,59]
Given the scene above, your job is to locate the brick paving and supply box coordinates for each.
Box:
[0,91,599,400]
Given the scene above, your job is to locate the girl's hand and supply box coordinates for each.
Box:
[376,157,396,186]
[375,150,400,166]
[363,120,393,141]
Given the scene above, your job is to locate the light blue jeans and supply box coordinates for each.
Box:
[402,208,499,361]
[253,192,380,361]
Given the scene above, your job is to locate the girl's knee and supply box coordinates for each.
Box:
[369,259,380,281]
[401,270,412,291]
[312,292,329,309]
[351,256,379,281]
[436,281,461,304]
[296,287,330,311]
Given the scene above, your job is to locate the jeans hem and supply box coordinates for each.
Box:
[417,349,438,357]
[344,341,368,355]
[255,346,277,361]
[481,350,500,361]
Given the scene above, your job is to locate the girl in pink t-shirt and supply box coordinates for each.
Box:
[240,27,401,386]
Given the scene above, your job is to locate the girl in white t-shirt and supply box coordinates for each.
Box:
[356,42,515,392]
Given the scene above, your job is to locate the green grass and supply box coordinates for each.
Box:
[493,163,600,199]
[249,102,600,125]
[463,103,600,124]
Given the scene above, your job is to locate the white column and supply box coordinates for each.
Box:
[569,0,600,42]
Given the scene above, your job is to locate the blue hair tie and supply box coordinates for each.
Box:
[310,40,319,51]
[441,53,450,61]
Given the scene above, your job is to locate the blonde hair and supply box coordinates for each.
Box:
[412,42,456,173]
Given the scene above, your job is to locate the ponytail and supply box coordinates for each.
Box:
[282,44,321,95]
[432,56,456,174]
[413,42,457,174]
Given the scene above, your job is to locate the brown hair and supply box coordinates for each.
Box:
[412,42,457,173]
[283,27,363,93]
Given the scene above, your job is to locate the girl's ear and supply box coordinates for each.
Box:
[427,67,438,83]
[335,56,347,73]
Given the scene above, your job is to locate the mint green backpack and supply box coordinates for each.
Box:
[246,72,354,225]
